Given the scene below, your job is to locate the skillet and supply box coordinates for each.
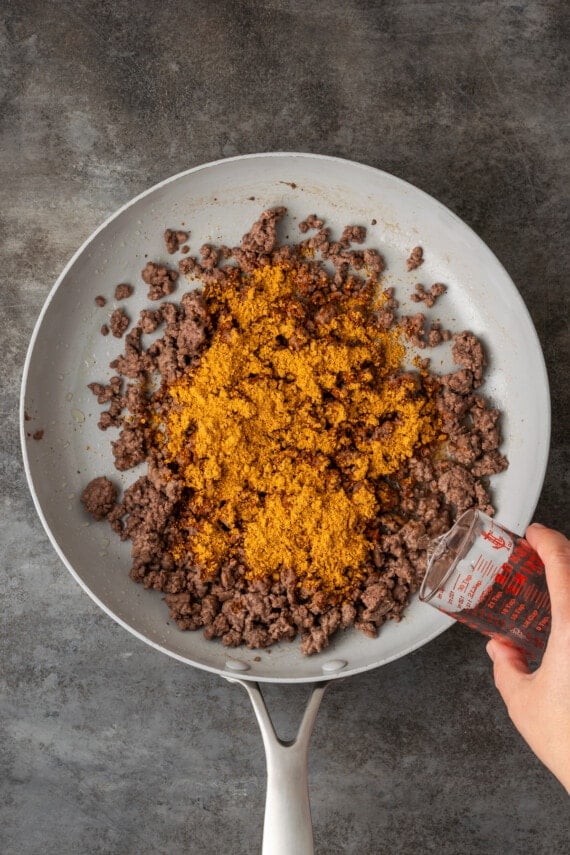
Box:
[20,153,550,853]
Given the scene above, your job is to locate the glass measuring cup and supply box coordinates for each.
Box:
[419,509,551,661]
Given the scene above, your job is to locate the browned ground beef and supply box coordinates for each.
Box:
[109,308,130,338]
[82,209,508,655]
[81,476,118,520]
[164,229,189,254]
[141,261,179,300]
[406,246,424,270]
[411,282,447,308]
[114,283,134,300]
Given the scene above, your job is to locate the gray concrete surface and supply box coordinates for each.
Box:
[2,1,569,853]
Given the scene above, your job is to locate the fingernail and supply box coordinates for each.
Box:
[529,522,546,529]
[486,640,495,661]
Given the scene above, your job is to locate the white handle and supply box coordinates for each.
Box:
[230,680,328,855]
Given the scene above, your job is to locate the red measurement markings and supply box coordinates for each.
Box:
[481,529,513,550]
[445,536,551,659]
[472,553,500,580]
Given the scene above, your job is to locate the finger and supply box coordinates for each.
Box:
[486,638,531,706]
[525,524,570,626]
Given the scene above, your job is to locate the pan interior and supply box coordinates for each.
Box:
[21,153,550,682]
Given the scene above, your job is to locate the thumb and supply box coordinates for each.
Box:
[486,638,531,705]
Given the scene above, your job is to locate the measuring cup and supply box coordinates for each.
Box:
[419,509,551,660]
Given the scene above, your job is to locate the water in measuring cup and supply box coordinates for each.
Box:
[420,510,551,661]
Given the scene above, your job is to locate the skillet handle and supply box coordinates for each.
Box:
[230,679,328,855]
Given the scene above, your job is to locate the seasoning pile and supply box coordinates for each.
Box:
[81,208,507,655]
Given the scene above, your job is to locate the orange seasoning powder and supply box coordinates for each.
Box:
[159,263,442,598]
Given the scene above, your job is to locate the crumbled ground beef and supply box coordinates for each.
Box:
[88,375,122,403]
[101,324,109,336]
[452,331,486,387]
[298,219,385,286]
[139,308,163,333]
[340,225,366,246]
[426,321,452,347]
[411,282,447,308]
[164,229,189,254]
[95,295,107,307]
[114,283,134,300]
[81,476,118,520]
[406,246,424,270]
[299,214,324,233]
[400,312,427,348]
[82,209,508,655]
[142,261,179,300]
[109,307,130,338]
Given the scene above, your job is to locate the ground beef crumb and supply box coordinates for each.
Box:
[139,308,163,334]
[109,307,130,338]
[199,244,219,269]
[427,322,443,347]
[33,429,44,440]
[142,261,179,300]
[111,424,149,470]
[81,476,118,520]
[241,207,286,255]
[88,375,122,403]
[406,246,424,270]
[339,225,366,246]
[164,229,190,254]
[95,295,107,307]
[452,331,486,387]
[363,248,385,275]
[114,283,134,301]
[411,282,447,308]
[299,215,324,233]
[101,324,110,336]
[400,312,427,348]
[431,283,446,298]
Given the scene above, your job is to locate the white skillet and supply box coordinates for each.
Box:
[21,153,550,854]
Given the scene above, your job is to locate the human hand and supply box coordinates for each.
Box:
[486,523,570,793]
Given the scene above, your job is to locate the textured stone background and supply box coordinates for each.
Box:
[2,1,569,853]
